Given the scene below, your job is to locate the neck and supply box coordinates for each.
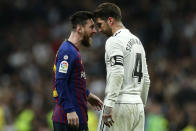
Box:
[112,22,125,35]
[68,31,83,48]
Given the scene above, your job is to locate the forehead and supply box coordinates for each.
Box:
[96,18,105,23]
[85,19,95,26]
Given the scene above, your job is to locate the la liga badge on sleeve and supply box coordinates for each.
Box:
[59,61,69,73]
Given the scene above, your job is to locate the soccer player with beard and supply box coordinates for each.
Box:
[94,3,150,131]
[52,11,103,131]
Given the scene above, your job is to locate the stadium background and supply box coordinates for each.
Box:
[0,0,195,130]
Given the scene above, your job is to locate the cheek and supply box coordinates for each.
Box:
[86,31,91,37]
[84,28,90,34]
[101,25,105,31]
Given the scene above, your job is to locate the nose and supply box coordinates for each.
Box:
[93,28,97,33]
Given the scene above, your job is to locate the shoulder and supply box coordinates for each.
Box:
[106,36,119,43]
[58,41,77,60]
[106,29,132,45]
[59,41,71,51]
[105,36,123,50]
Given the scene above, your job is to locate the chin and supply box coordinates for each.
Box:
[82,37,92,47]
[104,31,112,37]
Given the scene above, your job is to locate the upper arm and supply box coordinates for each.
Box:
[55,49,75,80]
[106,38,124,74]
[55,48,77,111]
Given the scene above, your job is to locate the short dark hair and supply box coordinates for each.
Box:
[69,11,93,29]
[94,3,122,21]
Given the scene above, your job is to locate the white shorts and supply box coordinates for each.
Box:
[97,103,145,131]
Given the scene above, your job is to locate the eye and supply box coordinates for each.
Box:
[90,25,94,29]
[97,23,101,28]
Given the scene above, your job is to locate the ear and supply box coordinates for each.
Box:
[107,17,114,26]
[76,24,82,33]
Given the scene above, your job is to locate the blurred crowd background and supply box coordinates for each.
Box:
[0,0,195,131]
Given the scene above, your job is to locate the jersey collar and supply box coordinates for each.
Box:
[113,28,129,37]
[67,40,79,51]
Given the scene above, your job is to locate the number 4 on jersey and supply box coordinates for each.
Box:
[132,53,143,83]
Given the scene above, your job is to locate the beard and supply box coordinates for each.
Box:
[103,24,113,37]
[81,32,92,47]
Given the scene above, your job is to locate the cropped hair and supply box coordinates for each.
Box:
[69,11,93,29]
[94,2,122,21]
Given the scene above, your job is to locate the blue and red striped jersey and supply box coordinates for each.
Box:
[52,41,90,129]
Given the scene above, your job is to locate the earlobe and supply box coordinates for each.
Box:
[108,17,113,25]
[76,24,83,33]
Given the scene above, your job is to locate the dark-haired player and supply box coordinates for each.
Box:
[94,3,150,131]
[52,11,103,131]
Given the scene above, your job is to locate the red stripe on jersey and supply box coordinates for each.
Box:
[56,106,61,121]
[64,112,67,123]
[60,106,64,122]
[83,76,88,121]
[52,105,58,121]
[75,56,86,123]
[78,57,87,122]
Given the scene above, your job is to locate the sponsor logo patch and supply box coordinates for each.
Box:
[59,61,68,73]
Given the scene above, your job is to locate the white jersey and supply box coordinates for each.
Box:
[104,29,150,107]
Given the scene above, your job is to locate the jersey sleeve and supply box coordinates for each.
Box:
[55,48,76,113]
[86,89,90,97]
[104,37,124,107]
[140,54,150,106]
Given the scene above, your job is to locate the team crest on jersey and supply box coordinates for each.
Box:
[63,55,68,60]
[59,61,68,73]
